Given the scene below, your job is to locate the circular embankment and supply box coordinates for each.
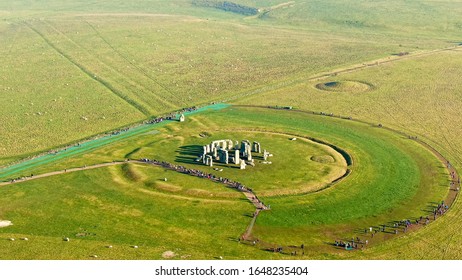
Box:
[0,105,457,259]
[315,80,373,93]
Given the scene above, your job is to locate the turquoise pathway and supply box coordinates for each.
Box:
[0,103,229,180]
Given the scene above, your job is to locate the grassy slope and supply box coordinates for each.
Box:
[238,51,462,171]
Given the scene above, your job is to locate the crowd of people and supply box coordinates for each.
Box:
[139,158,267,210]
[334,237,368,250]
[145,106,197,125]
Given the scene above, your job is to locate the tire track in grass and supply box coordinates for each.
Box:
[25,21,151,117]
[6,24,21,54]
[40,19,170,114]
[84,20,179,108]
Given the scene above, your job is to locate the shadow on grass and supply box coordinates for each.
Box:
[175,145,204,165]
[125,147,141,158]
[175,156,203,166]
[176,145,203,156]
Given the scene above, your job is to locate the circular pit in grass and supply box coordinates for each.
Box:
[315,80,373,93]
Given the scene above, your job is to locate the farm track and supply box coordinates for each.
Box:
[246,1,295,20]
[0,161,126,186]
[25,21,151,116]
[40,19,177,112]
[84,20,178,106]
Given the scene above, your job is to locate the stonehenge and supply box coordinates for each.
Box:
[199,138,270,169]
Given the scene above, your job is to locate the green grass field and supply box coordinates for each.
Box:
[0,107,450,259]
[1,0,462,259]
[2,0,460,164]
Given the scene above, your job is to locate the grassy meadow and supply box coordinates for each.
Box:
[1,0,462,259]
[238,51,462,259]
[1,0,461,164]
[0,164,258,259]
[0,107,449,259]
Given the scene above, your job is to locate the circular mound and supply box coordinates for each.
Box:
[311,155,335,163]
[315,80,372,93]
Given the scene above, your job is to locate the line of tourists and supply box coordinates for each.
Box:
[139,158,267,210]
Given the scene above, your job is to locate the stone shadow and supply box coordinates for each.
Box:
[175,145,203,165]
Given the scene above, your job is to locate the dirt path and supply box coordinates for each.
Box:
[246,1,295,19]
[307,45,462,82]
[242,209,261,240]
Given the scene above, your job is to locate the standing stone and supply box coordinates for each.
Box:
[179,114,185,122]
[252,141,258,152]
[205,155,213,166]
[240,160,246,170]
[240,141,247,155]
[217,149,224,163]
[246,145,252,161]
[234,149,240,164]
[263,150,269,161]
[213,147,218,159]
[222,150,229,164]
[227,140,234,150]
